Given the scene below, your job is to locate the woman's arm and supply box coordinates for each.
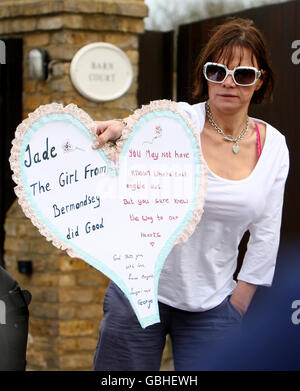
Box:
[91,102,203,149]
[232,142,289,317]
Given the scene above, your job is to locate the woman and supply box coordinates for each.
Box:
[92,18,289,371]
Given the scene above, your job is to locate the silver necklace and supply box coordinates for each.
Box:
[205,101,249,154]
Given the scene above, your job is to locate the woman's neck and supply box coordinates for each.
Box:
[207,101,249,139]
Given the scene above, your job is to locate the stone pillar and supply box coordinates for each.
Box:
[0,0,147,121]
[1,0,153,371]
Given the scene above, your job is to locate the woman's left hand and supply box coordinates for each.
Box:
[230,280,258,317]
[229,296,246,317]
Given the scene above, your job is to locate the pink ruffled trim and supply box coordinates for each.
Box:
[9,103,96,259]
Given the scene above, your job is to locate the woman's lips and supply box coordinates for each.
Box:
[218,94,237,98]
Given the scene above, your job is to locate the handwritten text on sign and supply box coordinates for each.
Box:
[11,102,205,327]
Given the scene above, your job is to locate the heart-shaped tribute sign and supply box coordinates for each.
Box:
[9,100,207,328]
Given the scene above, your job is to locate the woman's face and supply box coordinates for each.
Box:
[207,46,263,112]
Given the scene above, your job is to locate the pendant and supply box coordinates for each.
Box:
[232,143,239,154]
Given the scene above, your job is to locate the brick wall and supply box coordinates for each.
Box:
[1,0,173,371]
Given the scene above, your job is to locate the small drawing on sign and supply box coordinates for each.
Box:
[62,140,85,153]
[142,125,162,145]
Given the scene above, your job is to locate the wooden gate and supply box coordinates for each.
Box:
[138,30,174,105]
[0,38,23,267]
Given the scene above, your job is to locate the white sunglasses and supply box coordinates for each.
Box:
[203,62,262,86]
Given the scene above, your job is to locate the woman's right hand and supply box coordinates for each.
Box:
[92,120,125,149]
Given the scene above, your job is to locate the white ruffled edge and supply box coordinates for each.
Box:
[9,102,98,259]
[9,100,207,258]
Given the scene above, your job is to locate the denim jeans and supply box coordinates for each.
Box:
[94,281,242,371]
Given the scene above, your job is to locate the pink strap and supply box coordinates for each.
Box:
[254,122,262,159]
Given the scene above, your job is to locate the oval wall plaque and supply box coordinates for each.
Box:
[70,42,133,102]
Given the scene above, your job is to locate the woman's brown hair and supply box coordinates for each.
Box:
[193,17,275,104]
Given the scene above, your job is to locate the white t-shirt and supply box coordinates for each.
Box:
[157,101,290,312]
